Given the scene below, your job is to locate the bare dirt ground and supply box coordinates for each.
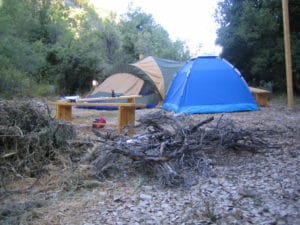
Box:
[1,97,300,225]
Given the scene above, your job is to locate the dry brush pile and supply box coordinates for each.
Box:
[89,111,266,187]
[0,100,76,189]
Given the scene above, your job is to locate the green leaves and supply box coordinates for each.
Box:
[216,0,300,93]
[119,7,189,62]
[0,0,190,98]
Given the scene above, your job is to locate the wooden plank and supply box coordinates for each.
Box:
[57,104,72,121]
[249,87,270,94]
[254,93,269,107]
[126,97,136,104]
[118,105,135,135]
[49,102,145,108]
[249,87,270,107]
[78,95,142,102]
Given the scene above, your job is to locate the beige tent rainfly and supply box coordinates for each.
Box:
[95,73,144,97]
[88,56,184,109]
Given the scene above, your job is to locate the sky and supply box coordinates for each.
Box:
[90,0,222,57]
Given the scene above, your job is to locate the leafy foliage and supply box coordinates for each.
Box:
[0,0,190,98]
[216,0,300,93]
[119,7,190,62]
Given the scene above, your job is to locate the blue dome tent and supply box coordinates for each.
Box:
[162,56,258,114]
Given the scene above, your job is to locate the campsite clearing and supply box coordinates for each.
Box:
[1,97,299,225]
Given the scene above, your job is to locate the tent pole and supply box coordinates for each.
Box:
[282,0,294,107]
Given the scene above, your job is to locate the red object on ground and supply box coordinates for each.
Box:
[92,116,106,128]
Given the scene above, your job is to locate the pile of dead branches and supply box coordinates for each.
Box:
[90,111,265,187]
[0,100,76,183]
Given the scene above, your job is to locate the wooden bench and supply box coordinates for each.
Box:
[49,95,144,134]
[250,87,271,107]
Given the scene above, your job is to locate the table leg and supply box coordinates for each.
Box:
[118,106,135,135]
[56,105,72,122]
[253,93,268,107]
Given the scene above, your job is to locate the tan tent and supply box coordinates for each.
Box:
[89,56,184,108]
[94,73,144,96]
[132,56,167,99]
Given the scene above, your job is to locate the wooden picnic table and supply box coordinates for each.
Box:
[249,87,271,107]
[49,95,144,134]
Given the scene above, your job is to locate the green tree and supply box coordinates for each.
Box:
[216,0,299,93]
[53,5,103,94]
[0,0,190,98]
[0,0,48,97]
[119,7,189,62]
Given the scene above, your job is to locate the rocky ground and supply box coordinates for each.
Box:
[1,98,299,225]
